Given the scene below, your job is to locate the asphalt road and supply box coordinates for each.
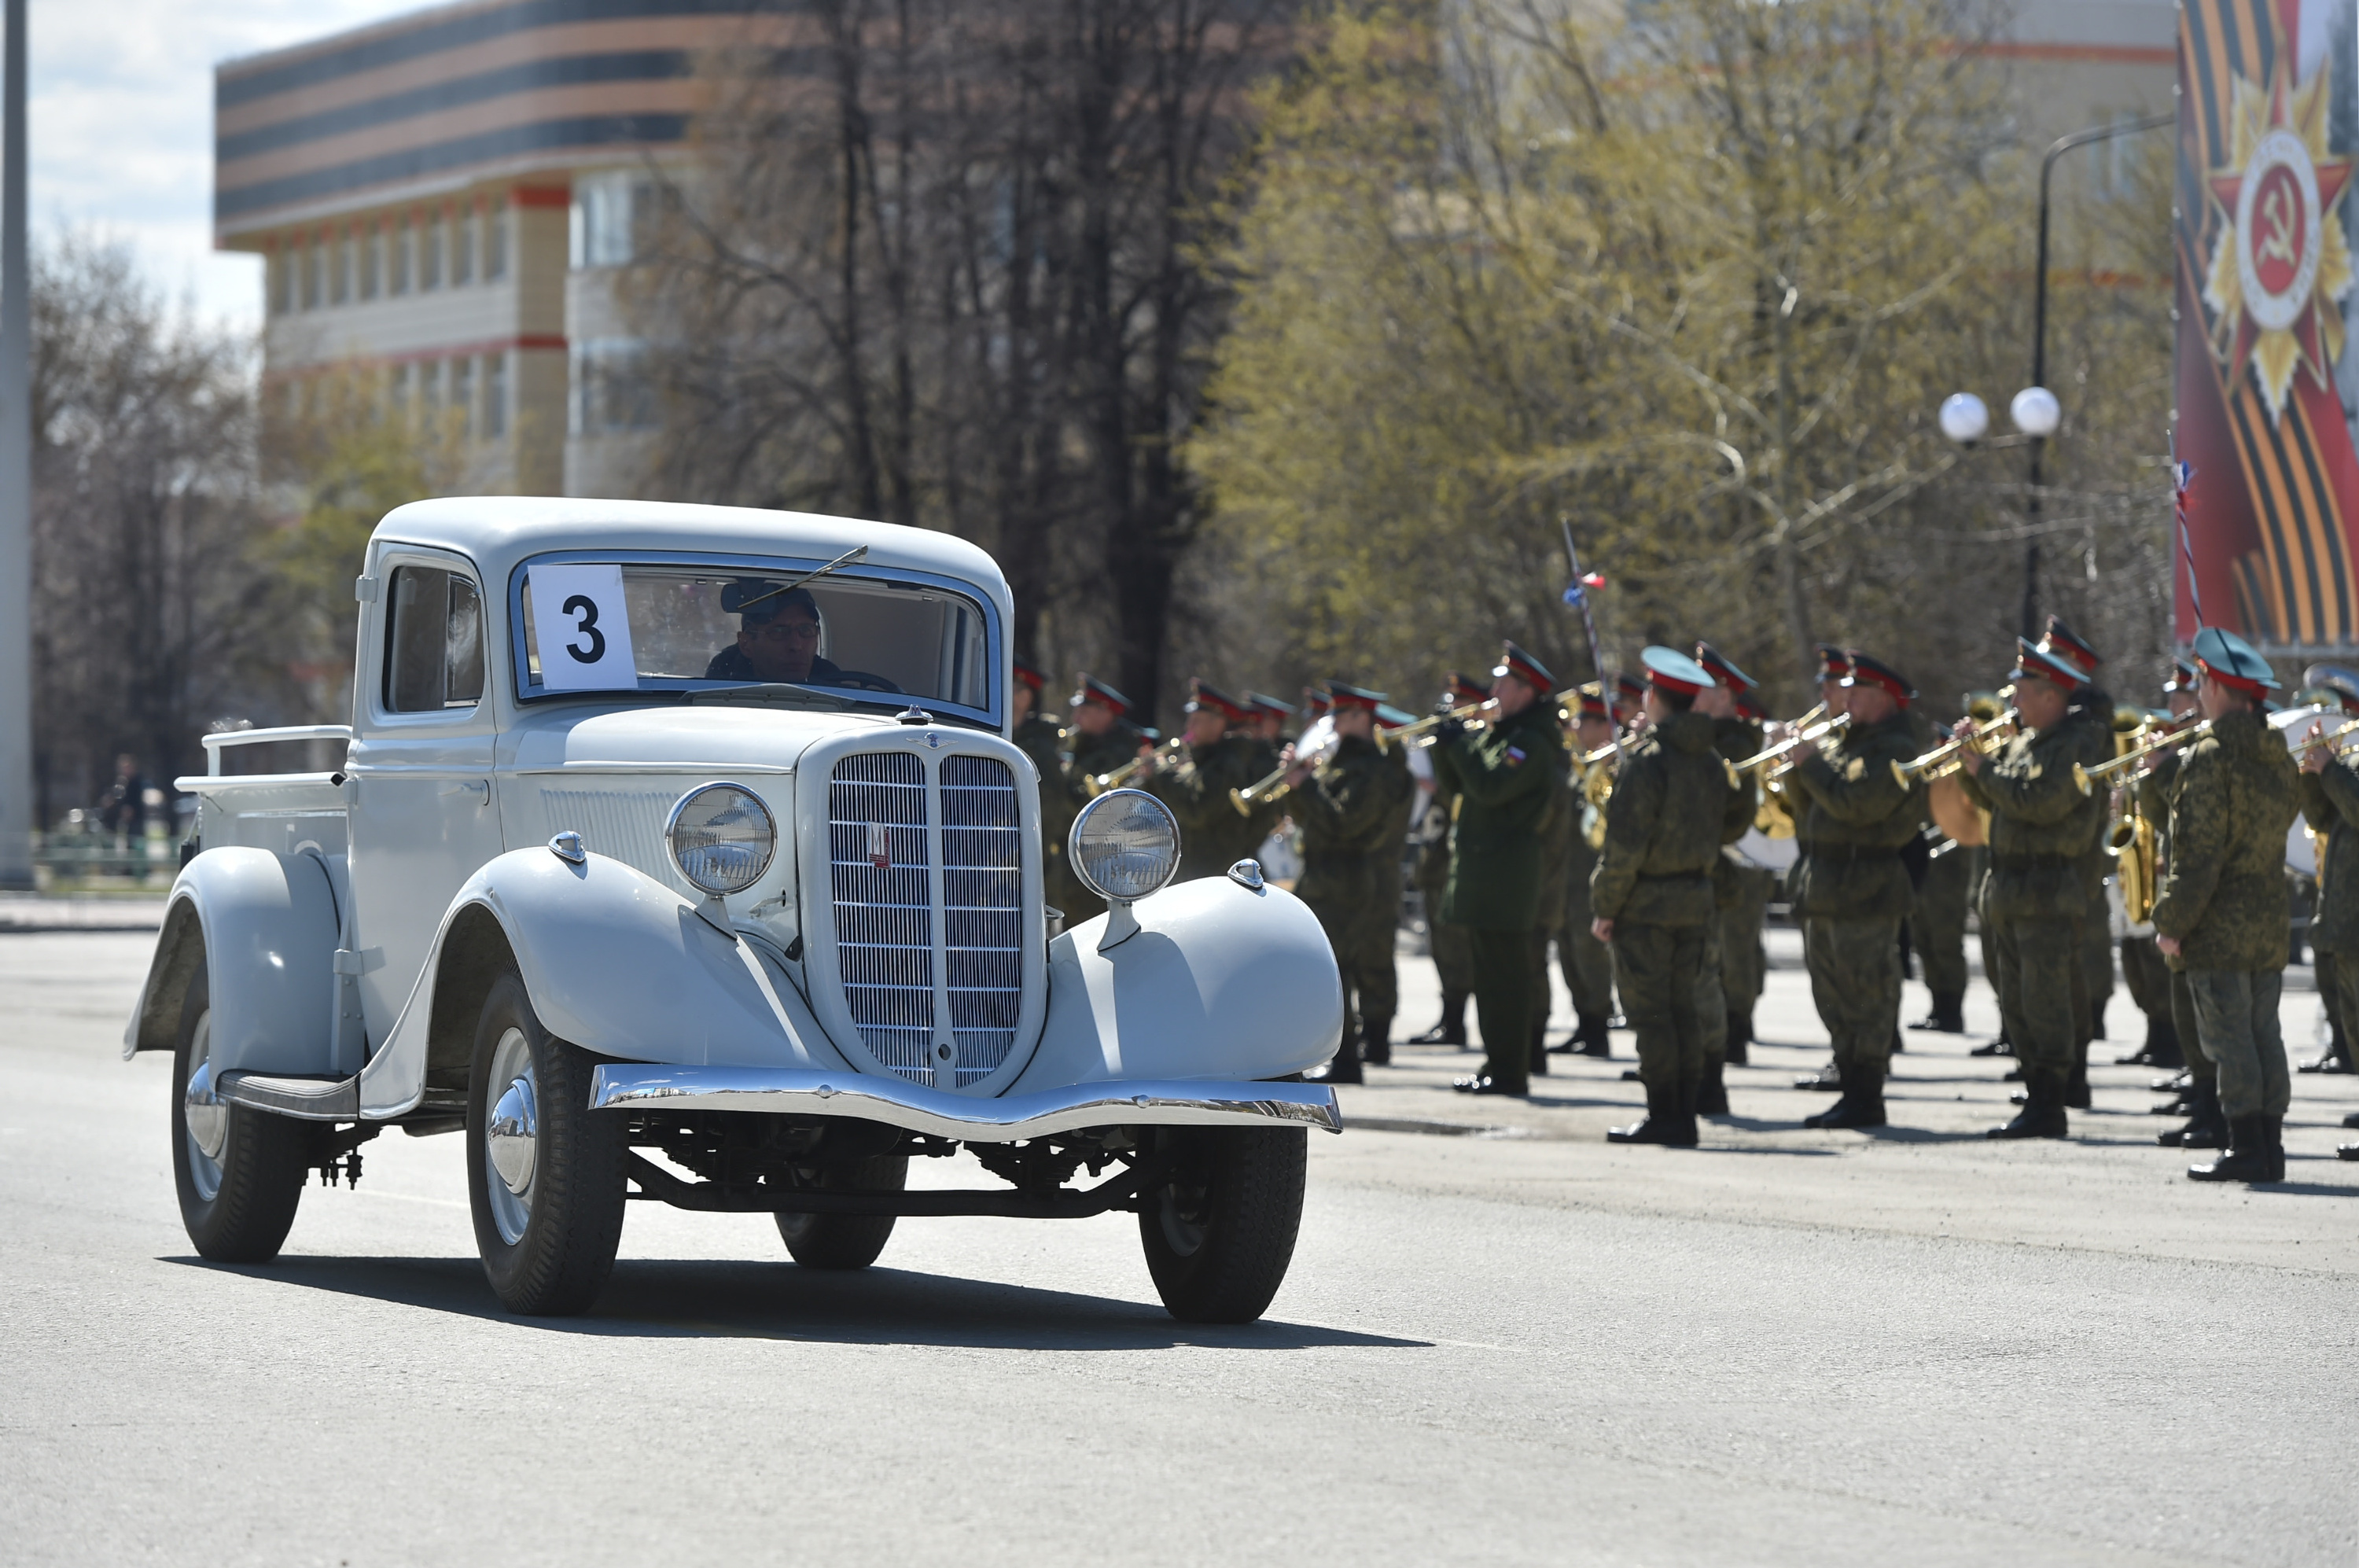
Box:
[3,927,2355,1566]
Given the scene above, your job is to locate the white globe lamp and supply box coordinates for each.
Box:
[1938,392,1990,445]
[2010,386,2062,439]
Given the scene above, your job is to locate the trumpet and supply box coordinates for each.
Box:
[1892,710,2019,786]
[2073,719,2210,791]
[2298,716,2359,756]
[1378,699,1491,752]
[1229,713,1338,815]
[1083,737,1183,797]
[1735,713,1850,777]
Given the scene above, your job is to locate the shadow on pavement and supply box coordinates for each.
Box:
[160,1254,1430,1350]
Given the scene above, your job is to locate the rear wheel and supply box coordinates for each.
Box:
[775,1155,908,1269]
[1137,1126,1307,1323]
[171,964,308,1262]
[466,969,627,1315]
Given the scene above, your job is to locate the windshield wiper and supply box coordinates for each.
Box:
[728,544,869,617]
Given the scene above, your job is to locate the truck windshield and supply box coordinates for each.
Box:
[516,560,992,712]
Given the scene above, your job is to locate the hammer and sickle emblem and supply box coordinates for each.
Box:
[2257,182,2299,268]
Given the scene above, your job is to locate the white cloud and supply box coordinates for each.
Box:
[24,0,419,330]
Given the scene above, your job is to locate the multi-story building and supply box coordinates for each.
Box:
[219,0,2173,499]
[215,0,782,495]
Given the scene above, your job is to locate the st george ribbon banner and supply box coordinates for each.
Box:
[2176,0,2359,649]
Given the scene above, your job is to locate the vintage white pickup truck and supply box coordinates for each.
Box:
[127,499,1343,1322]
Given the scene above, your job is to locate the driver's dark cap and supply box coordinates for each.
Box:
[722,580,819,628]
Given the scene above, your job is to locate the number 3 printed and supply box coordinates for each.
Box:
[561,594,606,664]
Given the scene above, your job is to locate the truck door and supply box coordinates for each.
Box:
[345,549,505,1053]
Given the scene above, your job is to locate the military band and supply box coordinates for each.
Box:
[1013,611,2354,1176]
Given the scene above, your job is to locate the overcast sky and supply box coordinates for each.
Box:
[22,0,416,331]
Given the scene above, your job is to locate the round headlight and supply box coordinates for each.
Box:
[1068,789,1180,903]
[666,782,777,897]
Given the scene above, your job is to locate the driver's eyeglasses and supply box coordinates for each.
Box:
[750,618,820,642]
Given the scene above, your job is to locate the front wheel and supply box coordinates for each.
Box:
[172,963,310,1261]
[1137,1126,1308,1323]
[775,1155,908,1269]
[466,969,627,1315]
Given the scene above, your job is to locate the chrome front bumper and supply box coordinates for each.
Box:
[586,1066,1343,1143]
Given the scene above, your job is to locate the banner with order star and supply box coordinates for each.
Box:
[2174,0,2359,647]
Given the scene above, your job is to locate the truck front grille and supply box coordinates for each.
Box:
[827,750,1025,1088]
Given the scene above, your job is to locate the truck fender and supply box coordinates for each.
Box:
[358,848,855,1119]
[121,848,342,1075]
[1008,875,1345,1093]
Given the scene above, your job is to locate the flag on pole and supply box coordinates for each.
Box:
[2173,452,2205,631]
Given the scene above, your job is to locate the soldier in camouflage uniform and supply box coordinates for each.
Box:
[2158,629,2301,1183]
[1527,705,1575,1079]
[1718,686,1777,1062]
[2115,664,2198,1071]
[2037,618,2120,1102]
[1437,644,1570,1098]
[2138,676,2218,1147]
[1290,683,1408,1084]
[1058,675,1147,925]
[1411,675,1490,1047]
[1958,640,2111,1139]
[1592,647,1741,1144]
[1791,646,1858,1091]
[1693,645,1766,1110]
[1781,652,1927,1130]
[2295,678,2359,1131]
[1908,700,1974,1036]
[1139,679,1280,883]
[2296,666,2359,1076]
[1010,661,1075,923]
[1555,686,1618,1055]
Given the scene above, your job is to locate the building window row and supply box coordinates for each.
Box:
[272,202,510,316]
[285,352,512,441]
[571,339,654,435]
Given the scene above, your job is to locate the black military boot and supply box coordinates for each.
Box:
[1890,1028,1904,1056]
[1529,1025,1550,1078]
[1669,1076,1703,1146]
[2064,1062,2092,1110]
[2261,1115,2287,1183]
[1806,1075,1887,1130]
[1724,1014,1750,1066]
[2188,1114,2272,1182]
[1361,1016,1392,1068]
[2116,1013,2183,1068]
[1577,1012,1613,1056]
[1794,1061,1842,1091]
[2339,1142,2359,1160]
[2342,1111,2359,1129]
[1970,1029,2012,1057]
[1306,1030,1363,1085]
[1697,1058,1729,1117]
[2298,1021,2352,1073]
[1607,1080,1673,1143]
[2158,1077,2221,1147]
[2090,1003,2107,1042]
[1910,993,1966,1032]
[1989,1071,2068,1139]
[1408,991,1468,1047]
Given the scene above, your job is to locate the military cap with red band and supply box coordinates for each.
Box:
[1072,674,1132,716]
[1815,642,1851,681]
[2162,657,2199,695]
[1563,681,1610,720]
[1492,641,1555,691]
[1246,691,1294,720]
[2039,615,2101,677]
[1641,644,1717,697]
[1326,681,1386,712]
[2011,638,2088,690]
[1613,672,1647,716]
[1302,685,1332,716]
[1694,642,1757,694]
[1445,671,1492,706]
[1184,679,1252,722]
[1012,658,1047,694]
[2192,627,2279,698]
[1842,650,1916,706]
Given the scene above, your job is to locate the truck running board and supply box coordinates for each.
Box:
[218,1071,360,1121]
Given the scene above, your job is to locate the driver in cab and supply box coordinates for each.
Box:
[706,581,845,685]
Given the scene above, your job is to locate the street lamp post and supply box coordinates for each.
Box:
[0,0,31,889]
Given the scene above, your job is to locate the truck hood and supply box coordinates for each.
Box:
[502,701,924,773]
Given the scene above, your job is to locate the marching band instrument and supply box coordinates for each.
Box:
[1228,714,1338,816]
[2073,719,2209,792]
[1892,709,2019,786]
[1735,713,1850,779]
[1377,700,1491,752]
[1083,736,1185,797]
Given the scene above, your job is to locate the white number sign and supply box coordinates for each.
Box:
[528,565,639,691]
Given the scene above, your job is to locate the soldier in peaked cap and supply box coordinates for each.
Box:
[1695,644,1775,1085]
[2165,629,2302,1182]
[1436,643,1572,1095]
[1613,672,1649,734]
[1591,647,1742,1142]
[1412,674,1493,1047]
[1246,693,1295,746]
[1957,640,2111,1138]
[1059,675,1147,924]
[1139,680,1281,884]
[2037,616,2121,1090]
[1550,683,1619,1056]
[1010,659,1077,924]
[1779,651,1927,1130]
[2145,661,2224,1150]
[1289,683,1415,1084]
[2296,664,2359,1077]
[1366,705,1420,1066]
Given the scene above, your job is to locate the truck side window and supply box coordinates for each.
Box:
[385,565,486,712]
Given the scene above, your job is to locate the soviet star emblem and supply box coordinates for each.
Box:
[2203,37,2354,425]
